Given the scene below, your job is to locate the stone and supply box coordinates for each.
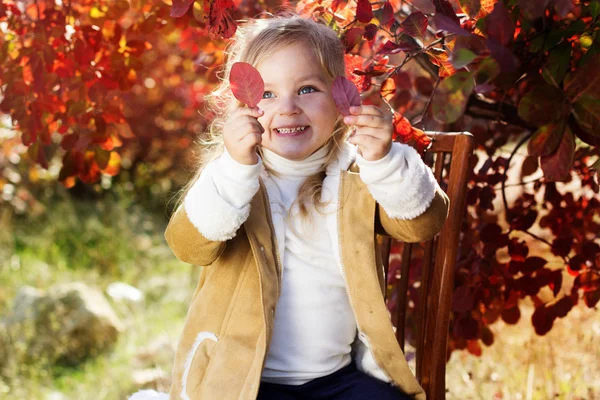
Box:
[1,282,124,366]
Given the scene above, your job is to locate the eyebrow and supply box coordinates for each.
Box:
[263,74,327,86]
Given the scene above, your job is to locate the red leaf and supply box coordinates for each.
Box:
[391,113,431,154]
[433,0,460,24]
[402,12,428,40]
[501,306,520,324]
[171,0,194,17]
[485,38,518,73]
[485,2,514,46]
[466,339,482,356]
[508,239,528,262]
[480,223,501,243]
[379,39,416,55]
[431,14,469,36]
[452,285,475,313]
[363,24,378,41]
[343,27,365,51]
[532,305,554,336]
[411,0,436,14]
[229,62,264,108]
[208,0,237,39]
[540,127,575,182]
[481,326,494,346]
[381,1,395,28]
[332,76,361,117]
[459,0,481,18]
[527,121,566,157]
[568,255,587,275]
[356,0,374,23]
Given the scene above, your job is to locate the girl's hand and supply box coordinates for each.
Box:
[344,105,393,161]
[223,102,265,165]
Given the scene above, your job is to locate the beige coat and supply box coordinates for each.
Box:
[160,165,449,400]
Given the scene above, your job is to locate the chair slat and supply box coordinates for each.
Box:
[382,132,474,399]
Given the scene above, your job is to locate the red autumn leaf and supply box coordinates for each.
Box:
[402,12,428,40]
[356,0,374,23]
[229,62,265,108]
[540,126,575,182]
[207,0,237,39]
[485,2,514,46]
[431,14,469,36]
[171,0,195,18]
[480,326,494,346]
[433,0,460,24]
[343,27,365,51]
[459,0,481,18]
[501,305,520,324]
[527,121,566,157]
[411,0,436,13]
[532,305,555,336]
[363,24,378,41]
[466,339,482,356]
[332,76,361,117]
[452,285,475,313]
[381,1,395,28]
[508,238,529,262]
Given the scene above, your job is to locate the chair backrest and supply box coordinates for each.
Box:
[380,132,474,399]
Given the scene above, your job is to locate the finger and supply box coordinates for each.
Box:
[347,133,381,148]
[348,105,385,117]
[227,99,244,115]
[344,114,389,128]
[231,118,265,139]
[239,132,262,148]
[235,106,264,120]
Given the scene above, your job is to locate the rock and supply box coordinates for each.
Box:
[133,334,176,368]
[107,282,144,304]
[131,367,171,390]
[2,282,124,366]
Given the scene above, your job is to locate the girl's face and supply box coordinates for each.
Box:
[255,42,340,161]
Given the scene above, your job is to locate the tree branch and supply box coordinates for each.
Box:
[465,95,538,131]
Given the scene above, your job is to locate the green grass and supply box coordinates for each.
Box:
[0,189,195,399]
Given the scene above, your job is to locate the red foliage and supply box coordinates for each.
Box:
[1,0,599,358]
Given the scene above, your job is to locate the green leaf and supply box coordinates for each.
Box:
[572,96,600,136]
[527,121,566,157]
[431,71,476,123]
[518,84,569,126]
[529,36,545,53]
[542,41,571,87]
[451,48,477,69]
[590,0,600,19]
[474,57,500,86]
[540,127,575,182]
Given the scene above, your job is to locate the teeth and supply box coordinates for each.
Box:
[277,126,306,134]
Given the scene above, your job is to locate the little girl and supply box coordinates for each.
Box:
[131,12,448,400]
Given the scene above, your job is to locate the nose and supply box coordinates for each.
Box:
[278,94,301,115]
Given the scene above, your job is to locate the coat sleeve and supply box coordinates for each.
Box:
[355,142,449,243]
[164,204,227,266]
[165,150,262,266]
[376,187,449,242]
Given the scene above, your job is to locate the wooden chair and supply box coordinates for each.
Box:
[380,132,474,399]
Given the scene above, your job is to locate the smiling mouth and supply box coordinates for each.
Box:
[274,126,308,136]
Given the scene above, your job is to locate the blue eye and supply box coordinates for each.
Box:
[262,91,274,99]
[299,86,317,95]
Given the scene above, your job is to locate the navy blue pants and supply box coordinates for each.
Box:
[257,360,412,400]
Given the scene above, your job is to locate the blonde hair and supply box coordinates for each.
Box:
[174,11,352,217]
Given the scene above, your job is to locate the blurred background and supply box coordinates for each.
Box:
[1,0,599,399]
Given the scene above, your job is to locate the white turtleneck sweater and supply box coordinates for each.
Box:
[183,141,439,385]
[259,146,356,384]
